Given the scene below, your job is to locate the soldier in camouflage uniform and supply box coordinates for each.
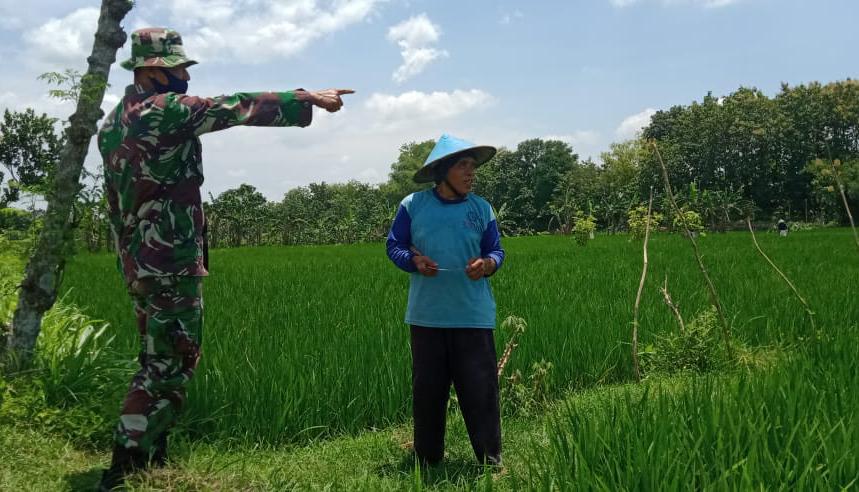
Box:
[97,27,351,490]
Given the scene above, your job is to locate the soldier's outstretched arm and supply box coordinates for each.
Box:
[167,89,354,137]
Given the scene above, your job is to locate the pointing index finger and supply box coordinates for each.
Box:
[336,89,356,96]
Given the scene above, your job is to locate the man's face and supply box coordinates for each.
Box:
[137,65,191,92]
[446,156,477,194]
[144,66,190,83]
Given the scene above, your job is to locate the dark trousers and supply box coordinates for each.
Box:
[410,325,502,465]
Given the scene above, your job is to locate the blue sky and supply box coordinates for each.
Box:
[1,0,857,200]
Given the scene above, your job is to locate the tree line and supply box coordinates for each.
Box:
[1,79,857,251]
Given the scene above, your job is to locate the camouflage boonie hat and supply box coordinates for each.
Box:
[121,28,198,71]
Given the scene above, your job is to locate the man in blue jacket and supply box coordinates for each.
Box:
[386,134,504,466]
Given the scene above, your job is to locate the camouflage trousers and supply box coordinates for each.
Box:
[114,276,203,453]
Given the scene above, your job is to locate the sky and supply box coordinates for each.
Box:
[1,0,857,201]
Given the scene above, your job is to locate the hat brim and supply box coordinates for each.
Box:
[121,55,198,71]
[413,145,497,184]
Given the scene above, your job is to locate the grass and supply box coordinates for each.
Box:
[525,336,858,490]
[55,230,859,444]
[3,350,854,491]
[1,229,857,489]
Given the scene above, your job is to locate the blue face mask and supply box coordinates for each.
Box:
[150,69,188,94]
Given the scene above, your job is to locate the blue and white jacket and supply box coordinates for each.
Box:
[386,188,505,329]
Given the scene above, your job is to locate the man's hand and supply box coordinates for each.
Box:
[310,89,354,112]
[412,254,439,277]
[466,257,495,280]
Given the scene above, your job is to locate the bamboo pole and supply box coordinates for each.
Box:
[631,188,654,382]
[650,140,733,358]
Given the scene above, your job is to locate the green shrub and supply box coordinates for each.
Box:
[0,298,130,447]
[627,206,663,240]
[35,299,131,406]
[641,308,732,375]
[672,209,704,235]
[501,359,554,416]
[0,208,32,232]
[573,214,596,246]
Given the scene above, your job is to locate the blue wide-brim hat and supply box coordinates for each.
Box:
[413,134,497,184]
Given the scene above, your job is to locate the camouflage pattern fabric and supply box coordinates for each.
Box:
[98,84,312,283]
[121,27,197,71]
[116,276,202,452]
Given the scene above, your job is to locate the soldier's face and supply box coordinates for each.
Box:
[137,66,191,90]
[168,66,190,82]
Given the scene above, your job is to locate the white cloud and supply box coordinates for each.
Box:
[155,0,385,63]
[365,89,493,124]
[24,7,99,68]
[543,131,601,147]
[616,108,656,139]
[610,0,741,7]
[387,14,448,83]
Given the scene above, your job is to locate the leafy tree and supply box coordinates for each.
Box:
[212,184,268,246]
[598,140,644,232]
[0,109,63,206]
[0,207,32,233]
[379,140,434,205]
[641,80,859,221]
[521,139,579,229]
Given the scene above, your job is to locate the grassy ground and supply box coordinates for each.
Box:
[1,230,857,490]
[4,350,854,491]
[55,230,859,443]
[0,373,748,491]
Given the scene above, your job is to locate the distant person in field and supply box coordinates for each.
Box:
[97,27,352,490]
[386,134,505,466]
[778,219,789,237]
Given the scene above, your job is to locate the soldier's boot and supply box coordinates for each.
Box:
[97,445,148,491]
[151,432,168,468]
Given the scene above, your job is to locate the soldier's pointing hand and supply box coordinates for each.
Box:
[309,89,355,113]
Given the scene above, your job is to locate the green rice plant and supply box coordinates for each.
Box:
[746,217,817,336]
[523,332,859,490]
[54,230,859,444]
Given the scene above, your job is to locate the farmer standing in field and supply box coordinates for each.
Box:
[386,134,505,466]
[97,27,352,490]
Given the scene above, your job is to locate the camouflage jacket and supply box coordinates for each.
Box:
[98,84,312,283]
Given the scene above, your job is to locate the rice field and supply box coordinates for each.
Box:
[524,337,858,490]
[60,229,859,444]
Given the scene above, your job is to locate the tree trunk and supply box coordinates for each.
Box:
[3,0,133,366]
